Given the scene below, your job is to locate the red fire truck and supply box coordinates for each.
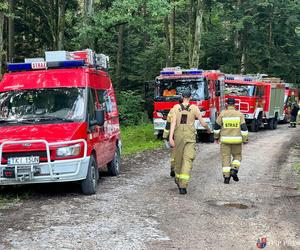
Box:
[0,50,121,195]
[153,67,225,142]
[224,75,285,132]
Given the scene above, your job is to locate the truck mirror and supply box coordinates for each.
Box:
[95,110,105,126]
[215,80,221,97]
[204,78,209,100]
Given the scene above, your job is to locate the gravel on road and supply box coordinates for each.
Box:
[0,124,299,250]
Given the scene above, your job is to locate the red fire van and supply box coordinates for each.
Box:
[0,50,121,195]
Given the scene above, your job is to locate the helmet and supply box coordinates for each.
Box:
[181,88,192,98]
[227,98,236,105]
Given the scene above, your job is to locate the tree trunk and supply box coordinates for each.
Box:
[8,0,15,62]
[116,24,125,91]
[84,0,94,16]
[164,3,175,67]
[267,4,273,72]
[240,51,245,74]
[57,0,65,50]
[0,11,4,78]
[168,5,175,66]
[164,16,171,66]
[234,0,243,73]
[83,0,94,48]
[188,0,196,67]
[191,0,204,68]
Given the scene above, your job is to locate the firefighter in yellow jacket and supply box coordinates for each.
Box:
[169,89,211,194]
[214,98,248,184]
[163,107,176,177]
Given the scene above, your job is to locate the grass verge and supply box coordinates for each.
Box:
[294,163,300,173]
[121,123,163,156]
[0,192,22,209]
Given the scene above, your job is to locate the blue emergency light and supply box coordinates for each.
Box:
[160,71,175,75]
[225,76,235,80]
[7,63,32,72]
[7,60,85,72]
[182,69,203,75]
[244,77,253,81]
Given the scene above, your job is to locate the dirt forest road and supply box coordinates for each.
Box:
[0,124,299,250]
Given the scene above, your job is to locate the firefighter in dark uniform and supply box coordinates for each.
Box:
[290,103,299,128]
[169,89,211,194]
[214,98,248,184]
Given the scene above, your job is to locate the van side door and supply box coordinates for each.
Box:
[87,88,104,168]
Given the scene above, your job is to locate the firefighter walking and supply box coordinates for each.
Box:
[163,106,176,177]
[289,102,299,128]
[214,98,248,184]
[169,89,211,194]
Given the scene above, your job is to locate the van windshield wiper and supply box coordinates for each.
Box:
[35,115,74,122]
[0,119,35,124]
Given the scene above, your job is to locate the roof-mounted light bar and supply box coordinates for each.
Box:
[160,67,203,76]
[7,60,85,72]
[225,74,255,82]
[47,60,85,68]
[7,63,32,72]
[182,69,203,75]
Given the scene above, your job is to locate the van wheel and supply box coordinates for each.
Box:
[108,145,121,176]
[81,156,98,195]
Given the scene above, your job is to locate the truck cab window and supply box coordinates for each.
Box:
[155,78,207,101]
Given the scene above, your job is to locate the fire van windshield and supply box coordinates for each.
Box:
[0,88,86,125]
[155,78,208,101]
[225,83,256,97]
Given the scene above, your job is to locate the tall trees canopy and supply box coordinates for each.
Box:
[0,0,299,88]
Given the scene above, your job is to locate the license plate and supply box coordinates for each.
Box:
[7,156,40,165]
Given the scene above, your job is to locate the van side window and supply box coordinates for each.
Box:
[105,96,113,113]
[87,88,96,120]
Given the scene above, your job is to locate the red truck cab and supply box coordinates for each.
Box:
[153,67,225,142]
[225,75,285,132]
[0,50,121,195]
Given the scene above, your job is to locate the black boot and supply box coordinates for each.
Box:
[230,169,239,182]
[170,170,175,177]
[224,177,230,184]
[179,188,187,194]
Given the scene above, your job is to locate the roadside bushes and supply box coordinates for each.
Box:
[117,90,148,126]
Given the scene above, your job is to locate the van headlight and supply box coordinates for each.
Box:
[56,144,81,157]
